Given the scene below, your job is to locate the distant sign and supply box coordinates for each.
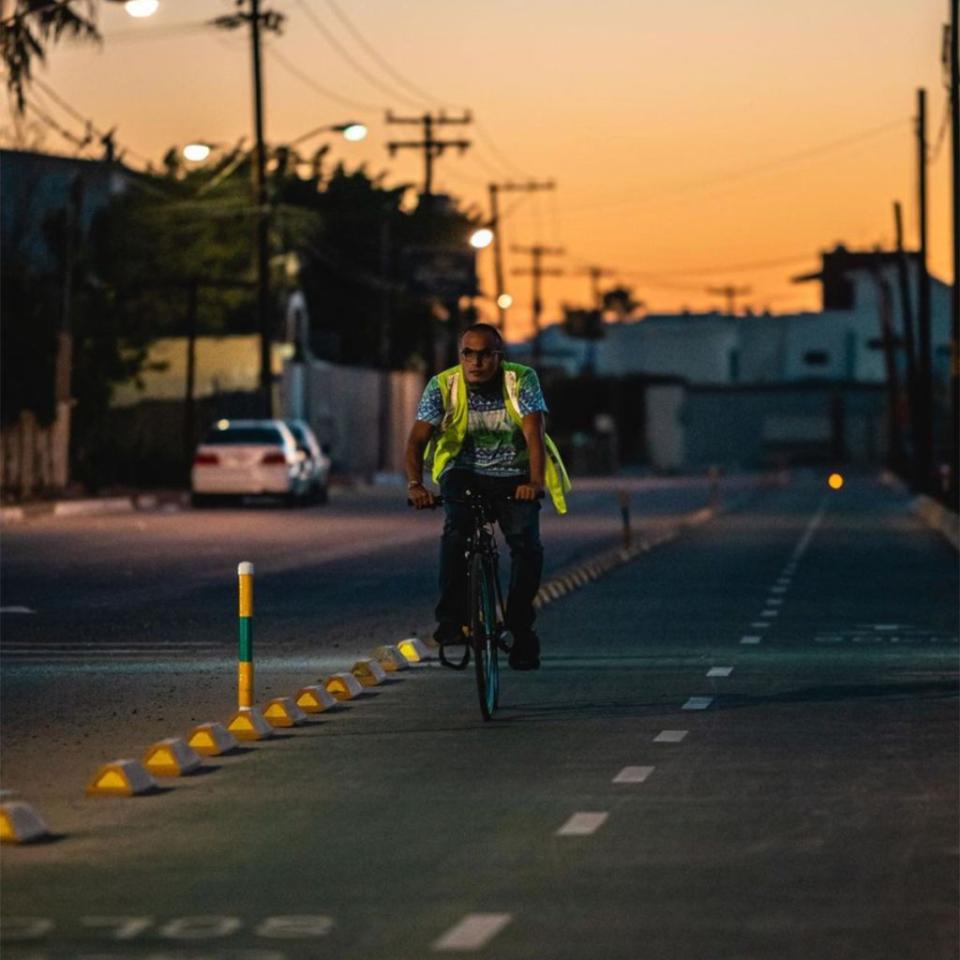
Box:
[402,246,478,300]
[563,308,604,340]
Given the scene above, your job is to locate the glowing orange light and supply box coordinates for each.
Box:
[828,473,844,490]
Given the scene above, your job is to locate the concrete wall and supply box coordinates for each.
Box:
[281,359,423,477]
[645,385,686,471]
[0,402,71,498]
[680,384,887,470]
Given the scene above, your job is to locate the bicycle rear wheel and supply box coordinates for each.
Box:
[470,552,500,720]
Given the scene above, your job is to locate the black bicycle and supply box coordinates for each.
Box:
[413,490,513,721]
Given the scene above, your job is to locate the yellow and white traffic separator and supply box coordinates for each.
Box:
[187,722,240,756]
[373,644,410,672]
[397,636,432,663]
[295,684,338,713]
[351,658,388,687]
[262,697,309,728]
[0,802,50,843]
[323,672,365,701]
[226,706,275,741]
[86,759,158,797]
[143,738,203,777]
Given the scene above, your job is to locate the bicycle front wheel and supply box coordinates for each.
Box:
[470,552,500,721]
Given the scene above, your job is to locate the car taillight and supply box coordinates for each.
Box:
[261,451,287,465]
[193,452,219,466]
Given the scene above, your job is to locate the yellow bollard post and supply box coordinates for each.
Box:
[238,561,254,709]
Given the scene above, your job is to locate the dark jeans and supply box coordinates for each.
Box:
[436,469,544,636]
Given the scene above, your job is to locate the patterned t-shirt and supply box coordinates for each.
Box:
[416,368,548,477]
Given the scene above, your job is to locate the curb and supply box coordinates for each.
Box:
[911,495,960,552]
[879,470,958,552]
[534,507,714,611]
[1,492,190,524]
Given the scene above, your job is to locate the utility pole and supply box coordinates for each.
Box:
[577,264,616,308]
[894,200,921,489]
[916,88,934,493]
[512,245,564,369]
[706,284,752,316]
[386,111,471,196]
[576,264,615,375]
[212,1,285,417]
[948,0,959,507]
[488,180,555,332]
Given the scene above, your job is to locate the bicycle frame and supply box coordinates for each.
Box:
[435,491,509,672]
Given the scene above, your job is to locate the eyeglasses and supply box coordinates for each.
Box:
[460,348,501,363]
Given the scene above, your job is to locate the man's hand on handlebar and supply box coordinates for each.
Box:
[408,481,437,509]
[514,482,545,502]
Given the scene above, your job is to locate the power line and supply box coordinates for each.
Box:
[321,0,439,107]
[23,101,92,154]
[567,117,910,215]
[629,252,816,279]
[265,43,383,112]
[102,20,211,44]
[292,0,422,110]
[31,77,150,165]
[314,0,528,183]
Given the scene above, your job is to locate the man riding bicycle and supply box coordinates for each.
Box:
[405,322,570,670]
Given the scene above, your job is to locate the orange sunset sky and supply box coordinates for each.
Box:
[3,0,954,342]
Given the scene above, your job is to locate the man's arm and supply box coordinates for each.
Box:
[516,411,546,501]
[405,420,437,508]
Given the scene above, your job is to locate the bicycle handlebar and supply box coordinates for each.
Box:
[407,490,545,509]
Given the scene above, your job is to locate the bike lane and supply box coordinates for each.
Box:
[2,474,956,959]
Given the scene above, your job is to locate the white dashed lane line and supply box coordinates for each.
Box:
[433,914,513,952]
[741,636,762,645]
[556,812,609,836]
[682,697,713,711]
[0,607,36,614]
[760,609,779,618]
[749,622,770,629]
[654,730,688,742]
[769,585,788,594]
[706,667,733,677]
[612,766,655,783]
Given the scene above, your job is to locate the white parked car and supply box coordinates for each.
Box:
[191,419,311,507]
[284,419,331,504]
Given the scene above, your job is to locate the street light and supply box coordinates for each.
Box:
[182,142,214,162]
[497,293,513,310]
[123,0,159,15]
[288,122,368,148]
[469,227,494,250]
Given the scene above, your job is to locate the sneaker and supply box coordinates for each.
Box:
[508,630,541,670]
[433,622,466,647]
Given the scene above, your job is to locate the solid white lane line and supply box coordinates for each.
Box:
[556,812,608,836]
[433,914,512,952]
[682,696,713,710]
[654,730,688,743]
[613,766,655,783]
[741,636,762,644]
[707,667,733,677]
[0,607,36,614]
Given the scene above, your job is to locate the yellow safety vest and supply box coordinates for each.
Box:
[427,362,571,514]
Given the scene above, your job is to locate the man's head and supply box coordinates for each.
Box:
[458,323,504,386]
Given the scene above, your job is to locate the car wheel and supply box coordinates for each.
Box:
[314,483,329,505]
[191,493,213,508]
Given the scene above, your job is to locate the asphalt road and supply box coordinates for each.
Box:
[1,472,957,960]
